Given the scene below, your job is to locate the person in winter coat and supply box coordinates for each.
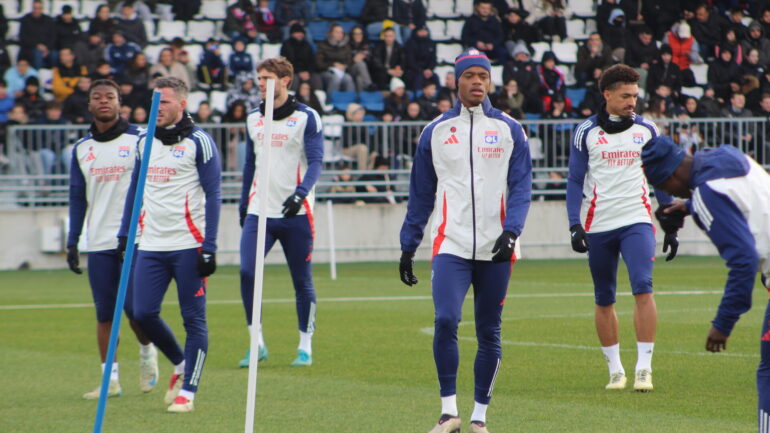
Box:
[197,39,227,89]
[601,8,628,52]
[228,38,254,79]
[503,8,540,47]
[665,21,701,71]
[62,76,92,124]
[348,25,375,91]
[646,44,682,99]
[392,0,426,42]
[404,26,437,90]
[741,21,770,69]
[274,0,310,40]
[503,41,543,113]
[625,26,659,69]
[688,4,728,61]
[225,0,258,41]
[18,0,55,68]
[88,4,116,41]
[537,51,569,112]
[708,45,743,101]
[461,0,507,62]
[315,24,356,94]
[52,48,88,102]
[115,3,148,47]
[369,27,406,90]
[73,32,105,75]
[281,23,323,91]
[104,32,142,76]
[149,48,191,89]
[54,5,82,51]
[576,32,614,87]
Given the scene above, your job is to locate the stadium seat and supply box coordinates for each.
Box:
[81,0,101,18]
[37,68,53,90]
[6,44,19,63]
[144,20,158,42]
[184,44,204,66]
[524,112,541,120]
[196,0,227,20]
[566,19,586,40]
[528,136,544,160]
[156,20,187,43]
[308,20,331,42]
[584,18,597,35]
[187,91,209,114]
[209,90,228,114]
[571,0,595,17]
[454,0,473,17]
[433,65,454,86]
[337,19,358,35]
[6,21,20,42]
[690,63,709,85]
[322,114,345,138]
[436,43,463,64]
[330,90,358,112]
[552,41,578,64]
[359,91,384,112]
[315,89,333,113]
[144,44,166,63]
[246,43,260,64]
[343,0,365,17]
[530,42,550,62]
[426,20,448,41]
[316,0,344,19]
[491,65,503,87]
[79,20,89,32]
[187,21,217,43]
[0,0,21,18]
[682,86,705,99]
[427,0,455,18]
[445,20,464,41]
[563,65,576,86]
[566,87,587,108]
[261,43,281,59]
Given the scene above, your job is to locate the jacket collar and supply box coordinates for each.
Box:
[451,96,493,119]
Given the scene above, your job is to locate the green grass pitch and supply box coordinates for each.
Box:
[1,256,765,432]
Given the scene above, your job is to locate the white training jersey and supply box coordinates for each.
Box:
[569,115,660,233]
[70,125,143,252]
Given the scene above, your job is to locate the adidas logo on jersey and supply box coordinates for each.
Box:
[85,152,96,161]
[594,136,609,146]
[444,134,459,144]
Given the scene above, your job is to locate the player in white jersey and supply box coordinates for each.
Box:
[238,57,323,368]
[566,65,681,392]
[641,136,770,433]
[67,79,159,400]
[118,77,221,413]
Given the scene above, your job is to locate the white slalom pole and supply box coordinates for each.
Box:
[245,78,275,433]
[326,200,337,280]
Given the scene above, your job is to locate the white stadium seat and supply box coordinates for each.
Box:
[434,65,454,86]
[0,0,21,18]
[552,41,578,64]
[187,20,216,43]
[445,20,464,40]
[261,43,281,59]
[155,20,187,42]
[217,44,233,64]
[184,44,204,67]
[144,20,158,42]
[6,21,20,41]
[491,65,503,87]
[426,20,447,41]
[530,41,550,62]
[246,43,261,62]
[427,0,455,18]
[682,86,704,99]
[81,0,101,18]
[144,45,166,63]
[566,19,586,40]
[584,18,597,35]
[197,0,227,20]
[209,90,228,114]
[571,0,595,17]
[690,63,709,85]
[186,91,209,113]
[37,68,53,90]
[436,43,463,64]
[454,0,473,17]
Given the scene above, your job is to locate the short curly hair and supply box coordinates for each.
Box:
[599,64,640,93]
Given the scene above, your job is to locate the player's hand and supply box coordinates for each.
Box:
[281,191,307,218]
[399,251,418,286]
[117,236,127,260]
[198,251,217,277]
[239,208,247,228]
[569,224,589,253]
[655,203,687,234]
[491,231,516,263]
[662,232,679,261]
[66,245,82,274]
[705,326,729,352]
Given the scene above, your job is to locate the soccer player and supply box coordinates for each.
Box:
[118,77,221,413]
[238,56,323,368]
[641,136,770,433]
[399,49,532,433]
[566,64,679,392]
[67,79,159,399]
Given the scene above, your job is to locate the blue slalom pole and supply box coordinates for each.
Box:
[92,90,161,433]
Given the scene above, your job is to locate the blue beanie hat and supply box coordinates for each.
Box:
[455,48,492,78]
[641,135,685,186]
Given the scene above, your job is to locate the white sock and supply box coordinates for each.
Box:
[248,325,266,348]
[441,395,458,417]
[139,343,153,357]
[178,389,195,402]
[174,360,185,375]
[636,342,654,372]
[470,401,488,424]
[101,362,119,381]
[298,331,313,354]
[601,344,624,376]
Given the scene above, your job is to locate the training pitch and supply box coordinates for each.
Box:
[0,257,763,432]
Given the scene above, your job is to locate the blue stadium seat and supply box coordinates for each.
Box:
[359,91,384,112]
[307,21,332,42]
[336,19,358,35]
[316,0,344,18]
[343,0,365,17]
[566,88,587,108]
[331,91,358,112]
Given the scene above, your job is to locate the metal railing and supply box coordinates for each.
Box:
[1,117,768,208]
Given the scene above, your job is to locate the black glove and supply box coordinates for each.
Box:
[655,204,686,234]
[117,236,127,260]
[663,232,679,261]
[66,245,82,274]
[570,224,589,253]
[491,231,517,263]
[282,191,306,218]
[399,251,418,286]
[239,208,247,228]
[198,251,217,277]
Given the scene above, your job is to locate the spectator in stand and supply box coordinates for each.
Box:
[626,26,658,85]
[328,161,357,204]
[720,92,755,149]
[274,0,311,41]
[149,48,190,89]
[171,0,202,21]
[342,103,375,170]
[89,4,117,41]
[503,8,540,49]
[727,8,748,41]
[20,77,46,122]
[226,75,260,110]
[436,97,452,114]
[119,104,131,120]
[356,156,397,204]
[404,26,437,91]
[577,68,604,118]
[392,0,427,43]
[255,0,281,43]
[493,78,525,119]
[688,4,728,62]
[316,24,356,94]
[742,48,766,81]
[229,37,255,80]
[646,44,682,100]
[531,0,568,42]
[4,59,37,99]
[90,60,114,81]
[461,1,507,63]
[761,8,770,38]
[222,100,249,171]
[115,2,148,47]
[597,0,640,36]
[131,105,147,123]
[652,83,678,114]
[538,51,569,112]
[0,81,14,123]
[52,48,87,102]
[385,77,409,119]
[349,25,376,92]
[105,31,142,76]
[192,101,217,123]
[642,96,672,134]
[114,1,154,21]
[503,41,542,112]
[698,85,722,117]
[360,0,401,44]
[601,8,629,56]
[62,75,92,124]
[742,21,770,68]
[19,0,55,69]
[415,81,439,119]
[709,45,743,102]
[177,50,198,90]
[296,81,324,114]
[682,95,705,118]
[716,28,743,65]
[54,5,82,52]
[641,0,681,40]
[122,52,151,93]
[541,93,572,178]
[281,24,323,91]
[118,80,147,109]
[370,27,406,90]
[74,33,106,75]
[754,93,770,162]
[398,101,424,154]
[576,32,614,87]
[38,101,68,172]
[664,21,702,72]
[225,0,258,41]
[438,72,458,106]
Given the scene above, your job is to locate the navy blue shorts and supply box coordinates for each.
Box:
[87,249,136,322]
[586,223,655,306]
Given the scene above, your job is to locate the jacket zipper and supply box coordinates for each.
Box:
[468,108,477,260]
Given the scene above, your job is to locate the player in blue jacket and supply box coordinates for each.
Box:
[642,136,770,433]
[399,49,532,433]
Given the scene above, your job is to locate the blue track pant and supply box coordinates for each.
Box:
[758,296,770,432]
[132,248,208,393]
[88,249,136,322]
[240,214,316,333]
[432,253,511,405]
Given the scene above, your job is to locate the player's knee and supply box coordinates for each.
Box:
[434,313,461,332]
[631,278,653,296]
[132,307,158,323]
[594,294,615,307]
[476,322,501,343]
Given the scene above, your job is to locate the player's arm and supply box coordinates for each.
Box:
[297,109,324,196]
[117,147,141,241]
[566,123,589,252]
[195,133,222,254]
[502,121,532,237]
[399,125,438,254]
[239,132,256,224]
[67,144,87,248]
[688,185,758,337]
